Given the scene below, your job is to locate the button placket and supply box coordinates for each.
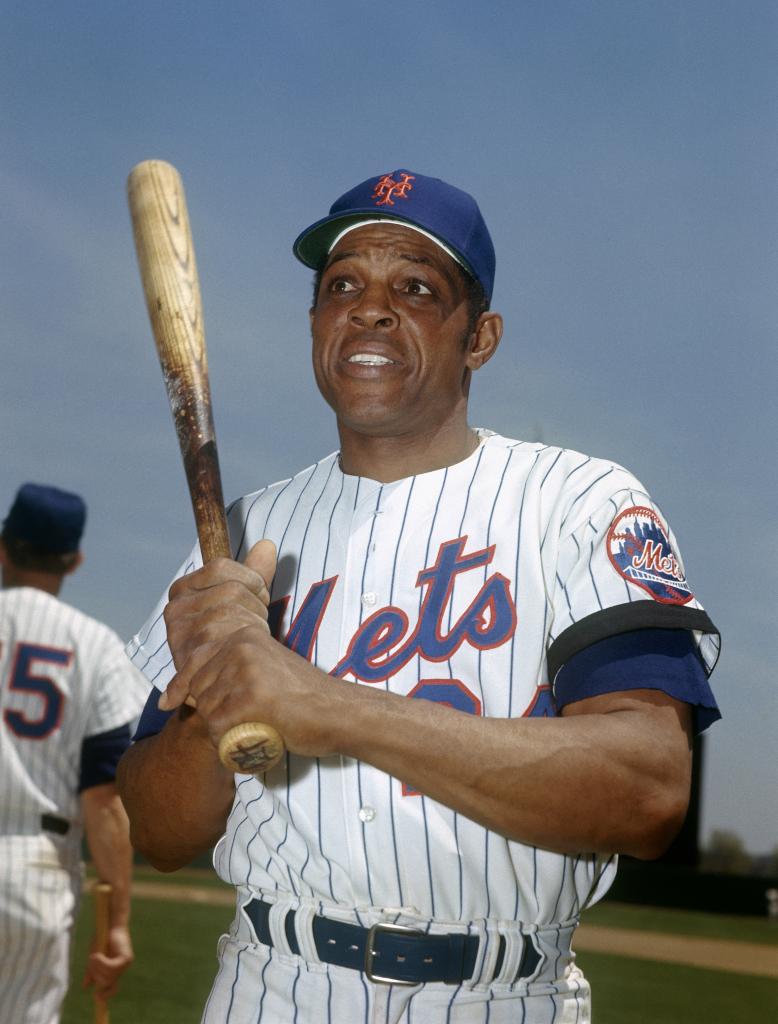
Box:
[335,485,388,905]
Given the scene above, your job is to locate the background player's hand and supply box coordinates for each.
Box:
[82,924,134,1000]
[160,539,277,711]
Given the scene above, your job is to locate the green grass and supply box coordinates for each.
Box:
[63,894,228,1024]
[62,883,778,1024]
[586,898,778,947]
[582,951,778,1022]
[132,864,234,889]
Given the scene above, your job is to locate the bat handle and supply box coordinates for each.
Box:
[187,457,286,773]
[218,721,285,774]
[183,689,286,774]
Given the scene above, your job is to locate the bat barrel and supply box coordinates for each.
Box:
[127,160,231,562]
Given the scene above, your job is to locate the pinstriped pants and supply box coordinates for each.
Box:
[201,933,592,1024]
[0,835,82,1024]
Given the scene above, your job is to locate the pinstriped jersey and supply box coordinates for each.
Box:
[0,587,150,832]
[128,431,719,925]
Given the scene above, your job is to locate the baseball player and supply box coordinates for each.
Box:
[0,483,150,1024]
[118,170,721,1023]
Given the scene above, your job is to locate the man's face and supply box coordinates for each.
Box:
[309,223,479,442]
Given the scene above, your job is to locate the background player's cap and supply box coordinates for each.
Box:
[293,169,496,303]
[2,483,87,554]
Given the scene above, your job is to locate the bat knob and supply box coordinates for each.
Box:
[218,722,285,774]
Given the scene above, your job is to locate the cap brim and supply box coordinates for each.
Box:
[293,209,486,299]
[293,211,412,270]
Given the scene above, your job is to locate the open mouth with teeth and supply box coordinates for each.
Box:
[347,354,395,366]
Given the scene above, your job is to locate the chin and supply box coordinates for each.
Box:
[336,401,414,437]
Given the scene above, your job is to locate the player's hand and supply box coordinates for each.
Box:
[159,537,341,758]
[82,924,134,999]
[175,610,342,760]
[160,539,277,711]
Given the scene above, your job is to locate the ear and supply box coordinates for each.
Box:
[64,551,85,576]
[466,312,503,372]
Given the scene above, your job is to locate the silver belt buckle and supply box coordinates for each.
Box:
[364,921,424,985]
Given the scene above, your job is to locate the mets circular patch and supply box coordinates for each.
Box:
[607,505,694,605]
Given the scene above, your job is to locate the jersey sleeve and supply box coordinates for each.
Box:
[546,482,721,707]
[124,545,203,694]
[124,499,254,697]
[84,630,153,739]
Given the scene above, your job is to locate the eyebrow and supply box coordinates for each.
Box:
[324,249,458,288]
[324,250,358,268]
[399,251,459,290]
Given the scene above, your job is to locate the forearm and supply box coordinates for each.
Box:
[116,706,235,871]
[315,676,692,858]
[160,575,692,860]
[81,785,133,927]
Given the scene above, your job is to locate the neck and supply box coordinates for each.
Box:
[2,568,64,596]
[337,421,481,483]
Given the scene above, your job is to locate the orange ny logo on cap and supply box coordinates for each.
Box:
[371,173,416,206]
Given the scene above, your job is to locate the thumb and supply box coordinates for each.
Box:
[244,539,277,589]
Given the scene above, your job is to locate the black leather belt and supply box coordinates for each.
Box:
[243,898,541,986]
[41,814,70,835]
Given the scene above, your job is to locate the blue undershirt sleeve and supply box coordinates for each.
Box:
[553,628,721,733]
[79,724,132,790]
[132,686,175,741]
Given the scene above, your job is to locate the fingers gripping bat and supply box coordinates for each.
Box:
[127,159,284,775]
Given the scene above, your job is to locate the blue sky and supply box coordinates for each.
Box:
[2,1,775,852]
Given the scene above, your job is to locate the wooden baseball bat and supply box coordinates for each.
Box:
[126,159,285,774]
[93,881,111,1024]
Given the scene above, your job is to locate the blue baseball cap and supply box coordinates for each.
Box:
[2,483,87,554]
[293,169,496,303]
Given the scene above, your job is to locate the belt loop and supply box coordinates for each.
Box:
[493,929,525,985]
[481,923,504,988]
[268,901,294,957]
[515,931,542,983]
[292,904,320,964]
[461,919,493,989]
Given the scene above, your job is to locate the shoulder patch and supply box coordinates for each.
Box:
[607,506,693,605]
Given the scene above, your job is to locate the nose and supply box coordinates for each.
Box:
[349,281,398,330]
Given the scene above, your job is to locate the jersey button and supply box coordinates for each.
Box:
[361,592,377,607]
[358,805,376,823]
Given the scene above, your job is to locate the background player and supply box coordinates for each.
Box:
[118,170,721,1022]
[0,483,150,1024]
